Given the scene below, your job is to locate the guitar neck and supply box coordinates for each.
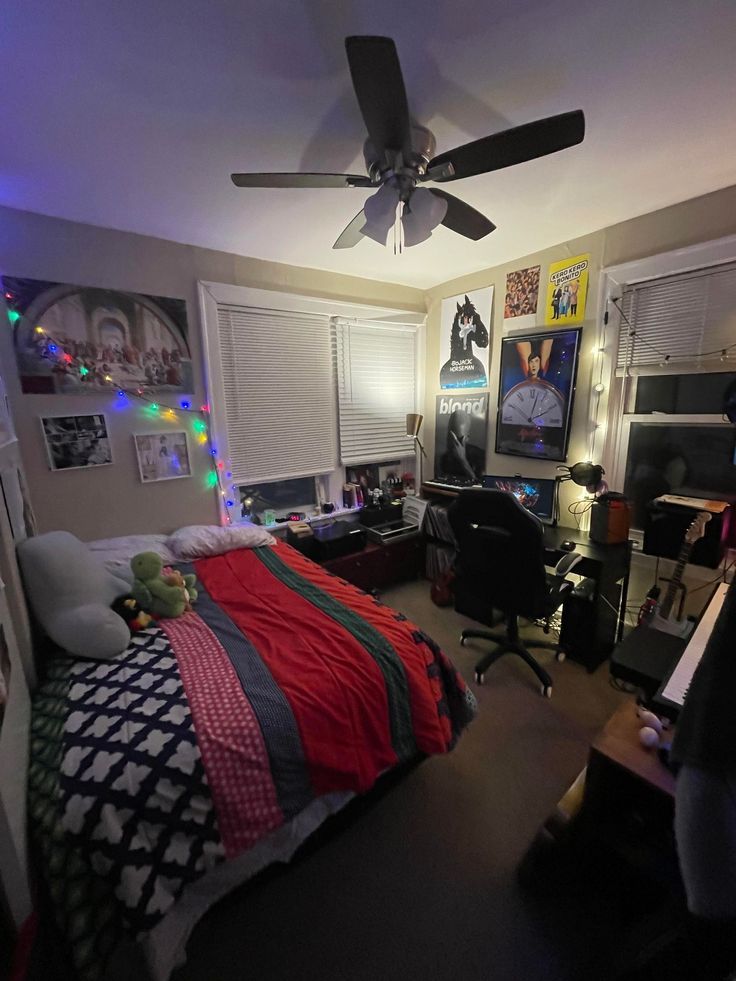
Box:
[659,542,692,620]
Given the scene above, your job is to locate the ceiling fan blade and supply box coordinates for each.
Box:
[429,189,496,240]
[231,173,373,189]
[333,209,367,249]
[344,36,411,157]
[428,110,585,182]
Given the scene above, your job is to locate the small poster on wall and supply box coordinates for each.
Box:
[503,265,540,330]
[41,414,113,471]
[439,287,493,389]
[134,432,192,482]
[544,254,590,326]
[495,328,581,462]
[434,393,488,484]
[4,276,193,395]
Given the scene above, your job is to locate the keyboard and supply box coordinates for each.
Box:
[656,582,730,713]
[423,479,481,491]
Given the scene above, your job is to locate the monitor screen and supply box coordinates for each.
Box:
[482,474,556,522]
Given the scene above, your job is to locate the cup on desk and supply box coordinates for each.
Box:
[263,509,276,526]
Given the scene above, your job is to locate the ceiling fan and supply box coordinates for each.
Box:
[231,36,585,250]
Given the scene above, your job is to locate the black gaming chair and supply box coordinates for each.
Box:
[448,488,582,697]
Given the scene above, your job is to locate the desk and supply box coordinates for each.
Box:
[421,484,632,672]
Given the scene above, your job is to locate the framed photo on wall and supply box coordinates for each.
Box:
[495,327,581,462]
[41,414,113,471]
[134,431,191,482]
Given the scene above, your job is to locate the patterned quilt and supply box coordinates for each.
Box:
[29,542,476,979]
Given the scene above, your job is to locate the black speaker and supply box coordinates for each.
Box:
[643,501,727,569]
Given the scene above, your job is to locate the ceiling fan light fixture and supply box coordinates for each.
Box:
[401,187,448,247]
[361,183,400,244]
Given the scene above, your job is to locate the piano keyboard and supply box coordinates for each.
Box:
[659,582,730,708]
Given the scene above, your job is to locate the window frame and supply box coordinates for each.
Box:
[198,282,425,524]
[597,234,736,521]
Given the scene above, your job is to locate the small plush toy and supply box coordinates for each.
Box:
[130,551,191,619]
[111,595,154,632]
[162,566,198,612]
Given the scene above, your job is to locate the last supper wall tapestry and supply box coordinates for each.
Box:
[5,277,193,395]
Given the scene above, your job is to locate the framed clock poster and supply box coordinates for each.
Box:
[495,327,581,462]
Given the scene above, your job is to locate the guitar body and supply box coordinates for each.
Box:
[643,510,711,639]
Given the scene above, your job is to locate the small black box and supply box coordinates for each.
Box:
[313,520,366,560]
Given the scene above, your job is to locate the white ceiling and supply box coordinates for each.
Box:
[2,0,736,289]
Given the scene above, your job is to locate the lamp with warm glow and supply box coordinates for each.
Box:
[406,413,427,492]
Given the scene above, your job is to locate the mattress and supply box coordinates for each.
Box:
[28,542,476,980]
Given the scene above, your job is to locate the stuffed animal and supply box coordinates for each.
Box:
[162,566,198,611]
[111,595,154,632]
[130,551,191,619]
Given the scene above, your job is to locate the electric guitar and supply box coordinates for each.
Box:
[647,511,712,637]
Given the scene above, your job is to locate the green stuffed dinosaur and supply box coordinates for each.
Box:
[130,551,197,619]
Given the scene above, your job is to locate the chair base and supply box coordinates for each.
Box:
[460,627,565,698]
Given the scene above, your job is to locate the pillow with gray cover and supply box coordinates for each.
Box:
[17,530,132,660]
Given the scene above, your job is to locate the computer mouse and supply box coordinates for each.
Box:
[560,540,577,551]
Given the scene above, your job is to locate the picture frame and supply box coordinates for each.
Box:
[495,327,581,462]
[40,414,113,471]
[5,276,193,395]
[134,431,192,483]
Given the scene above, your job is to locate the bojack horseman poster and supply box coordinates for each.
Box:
[439,286,493,389]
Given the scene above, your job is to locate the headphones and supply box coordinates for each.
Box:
[724,379,736,423]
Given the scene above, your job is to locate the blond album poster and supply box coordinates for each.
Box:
[544,254,590,326]
[503,265,540,329]
[439,287,493,389]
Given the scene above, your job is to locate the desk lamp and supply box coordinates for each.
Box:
[553,462,607,525]
[406,413,427,492]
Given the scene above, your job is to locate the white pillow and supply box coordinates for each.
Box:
[168,524,275,560]
[87,534,178,582]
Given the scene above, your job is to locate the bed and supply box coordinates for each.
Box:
[24,532,476,980]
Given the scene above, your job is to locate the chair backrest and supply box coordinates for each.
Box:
[448,488,549,620]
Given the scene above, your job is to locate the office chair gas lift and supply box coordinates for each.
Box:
[449,489,583,697]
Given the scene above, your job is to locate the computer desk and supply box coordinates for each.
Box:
[421,485,633,672]
[543,525,633,672]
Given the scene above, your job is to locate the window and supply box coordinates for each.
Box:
[214,304,336,484]
[335,319,418,465]
[199,283,425,523]
[237,476,318,519]
[623,422,736,528]
[617,261,736,372]
[602,248,736,531]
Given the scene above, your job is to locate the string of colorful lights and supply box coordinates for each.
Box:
[4,292,237,523]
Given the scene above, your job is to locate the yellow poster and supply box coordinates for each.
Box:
[544,254,589,326]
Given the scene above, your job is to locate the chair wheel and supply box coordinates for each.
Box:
[542,684,553,698]
[460,635,466,646]
[555,650,566,663]
[475,671,484,685]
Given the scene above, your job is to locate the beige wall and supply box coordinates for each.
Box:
[0,206,424,540]
[423,183,736,516]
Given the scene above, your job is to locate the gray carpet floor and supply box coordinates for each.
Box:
[173,580,630,981]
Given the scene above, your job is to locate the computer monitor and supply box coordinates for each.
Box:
[482,474,556,523]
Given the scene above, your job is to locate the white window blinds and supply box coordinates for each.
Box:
[335,319,417,465]
[617,261,736,372]
[216,304,336,483]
